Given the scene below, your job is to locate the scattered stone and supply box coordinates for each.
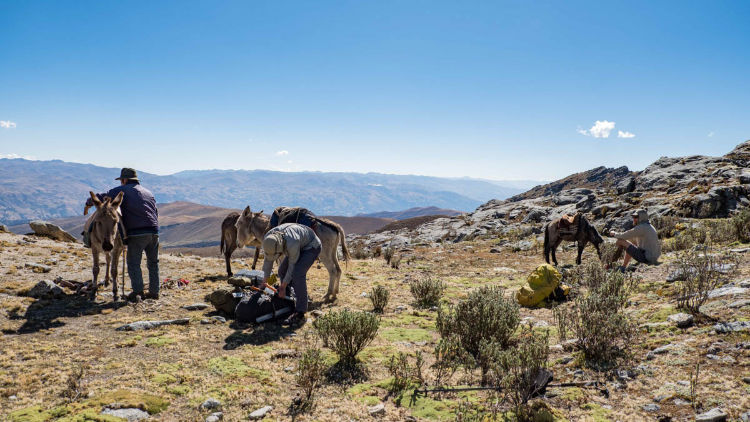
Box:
[394,305,407,313]
[667,312,694,328]
[740,279,750,288]
[646,343,678,360]
[27,279,65,298]
[9,395,17,400]
[29,220,77,242]
[211,316,226,323]
[729,247,750,253]
[714,321,750,333]
[249,406,273,419]
[200,319,211,324]
[311,310,323,317]
[206,412,223,422]
[673,398,690,406]
[707,286,748,299]
[741,411,750,422]
[695,408,727,422]
[182,303,210,310]
[25,263,52,273]
[743,376,750,384]
[272,349,297,359]
[201,398,222,410]
[101,408,150,421]
[368,403,386,417]
[616,369,636,381]
[283,366,295,372]
[643,403,660,412]
[116,318,190,331]
[489,247,502,253]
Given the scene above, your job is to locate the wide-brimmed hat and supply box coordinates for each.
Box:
[115,167,139,181]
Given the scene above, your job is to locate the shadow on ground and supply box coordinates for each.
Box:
[5,295,123,334]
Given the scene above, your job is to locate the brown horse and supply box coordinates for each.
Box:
[84,191,125,299]
[543,213,603,266]
[235,206,351,302]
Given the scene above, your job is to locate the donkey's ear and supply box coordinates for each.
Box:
[89,191,103,208]
[243,206,251,217]
[110,191,124,208]
[256,210,264,216]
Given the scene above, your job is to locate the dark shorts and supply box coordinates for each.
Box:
[626,244,649,264]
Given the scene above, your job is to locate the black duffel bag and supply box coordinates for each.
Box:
[235,291,296,323]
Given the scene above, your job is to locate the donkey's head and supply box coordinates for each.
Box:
[586,219,604,248]
[89,191,123,252]
[235,206,264,248]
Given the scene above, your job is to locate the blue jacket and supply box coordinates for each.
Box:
[87,181,159,236]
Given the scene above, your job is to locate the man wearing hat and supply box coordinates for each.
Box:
[609,209,661,270]
[260,223,322,326]
[86,168,160,301]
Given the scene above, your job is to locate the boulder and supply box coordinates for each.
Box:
[667,313,694,328]
[27,280,65,299]
[0,223,8,232]
[368,403,386,417]
[28,220,77,242]
[714,321,750,333]
[695,407,727,422]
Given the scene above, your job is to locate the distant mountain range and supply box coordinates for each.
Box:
[8,201,401,248]
[0,158,540,225]
[358,206,462,220]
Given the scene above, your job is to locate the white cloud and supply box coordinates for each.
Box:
[617,130,636,138]
[0,153,35,160]
[275,150,289,156]
[588,120,616,138]
[1,120,17,129]
[708,131,714,137]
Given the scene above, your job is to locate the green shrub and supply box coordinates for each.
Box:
[569,264,636,365]
[409,277,445,308]
[651,215,680,239]
[386,351,425,393]
[369,285,389,313]
[313,309,379,365]
[383,246,395,264]
[350,242,371,260]
[293,347,327,414]
[674,249,738,314]
[598,241,622,268]
[732,209,750,243]
[390,253,402,269]
[436,286,520,367]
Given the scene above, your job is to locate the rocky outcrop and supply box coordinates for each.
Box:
[352,140,750,248]
[28,220,77,242]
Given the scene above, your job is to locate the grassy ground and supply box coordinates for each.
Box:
[0,231,748,421]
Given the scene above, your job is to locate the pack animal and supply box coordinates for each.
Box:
[235,206,351,302]
[84,191,126,299]
[543,213,603,266]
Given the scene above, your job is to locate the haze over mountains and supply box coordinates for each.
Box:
[0,158,539,225]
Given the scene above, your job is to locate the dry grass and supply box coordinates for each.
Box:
[0,230,748,421]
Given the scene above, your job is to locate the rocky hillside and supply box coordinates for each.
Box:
[356,140,750,247]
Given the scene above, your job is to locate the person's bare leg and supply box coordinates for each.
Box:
[615,238,635,268]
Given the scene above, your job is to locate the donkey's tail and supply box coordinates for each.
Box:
[543,224,550,261]
[317,218,351,263]
[220,234,226,255]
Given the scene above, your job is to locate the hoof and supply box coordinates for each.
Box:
[323,295,336,303]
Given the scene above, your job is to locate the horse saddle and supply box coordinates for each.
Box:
[558,213,581,230]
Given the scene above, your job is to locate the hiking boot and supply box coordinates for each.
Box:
[282,312,306,327]
[127,292,144,302]
[145,292,160,300]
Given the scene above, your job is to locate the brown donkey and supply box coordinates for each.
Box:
[219,211,263,277]
[543,213,603,266]
[84,191,125,299]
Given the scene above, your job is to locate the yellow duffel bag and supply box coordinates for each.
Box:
[516,264,562,307]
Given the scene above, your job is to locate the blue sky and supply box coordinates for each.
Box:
[1,1,748,181]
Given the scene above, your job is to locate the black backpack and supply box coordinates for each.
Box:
[235,291,296,323]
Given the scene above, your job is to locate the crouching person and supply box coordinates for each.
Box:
[609,209,661,271]
[261,223,322,326]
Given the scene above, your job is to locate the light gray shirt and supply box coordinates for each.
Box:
[615,222,661,264]
[262,223,321,284]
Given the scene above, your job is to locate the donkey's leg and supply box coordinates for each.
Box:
[576,240,587,265]
[110,249,120,300]
[225,246,234,277]
[551,239,562,266]
[104,252,112,287]
[321,249,342,302]
[251,246,260,270]
[91,250,100,296]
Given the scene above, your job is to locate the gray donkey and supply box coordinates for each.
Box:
[543,212,603,266]
[234,206,351,302]
[84,191,126,299]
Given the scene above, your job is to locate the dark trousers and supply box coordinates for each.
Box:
[278,244,321,312]
[127,234,160,295]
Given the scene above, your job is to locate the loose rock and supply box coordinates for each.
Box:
[272,349,297,359]
[714,321,750,333]
[642,404,660,412]
[368,403,386,417]
[116,318,190,331]
[249,406,273,419]
[206,412,223,422]
[25,263,51,273]
[27,279,65,299]
[201,398,222,410]
[667,312,694,328]
[182,303,210,311]
[695,408,727,422]
[29,220,77,242]
[101,408,150,421]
